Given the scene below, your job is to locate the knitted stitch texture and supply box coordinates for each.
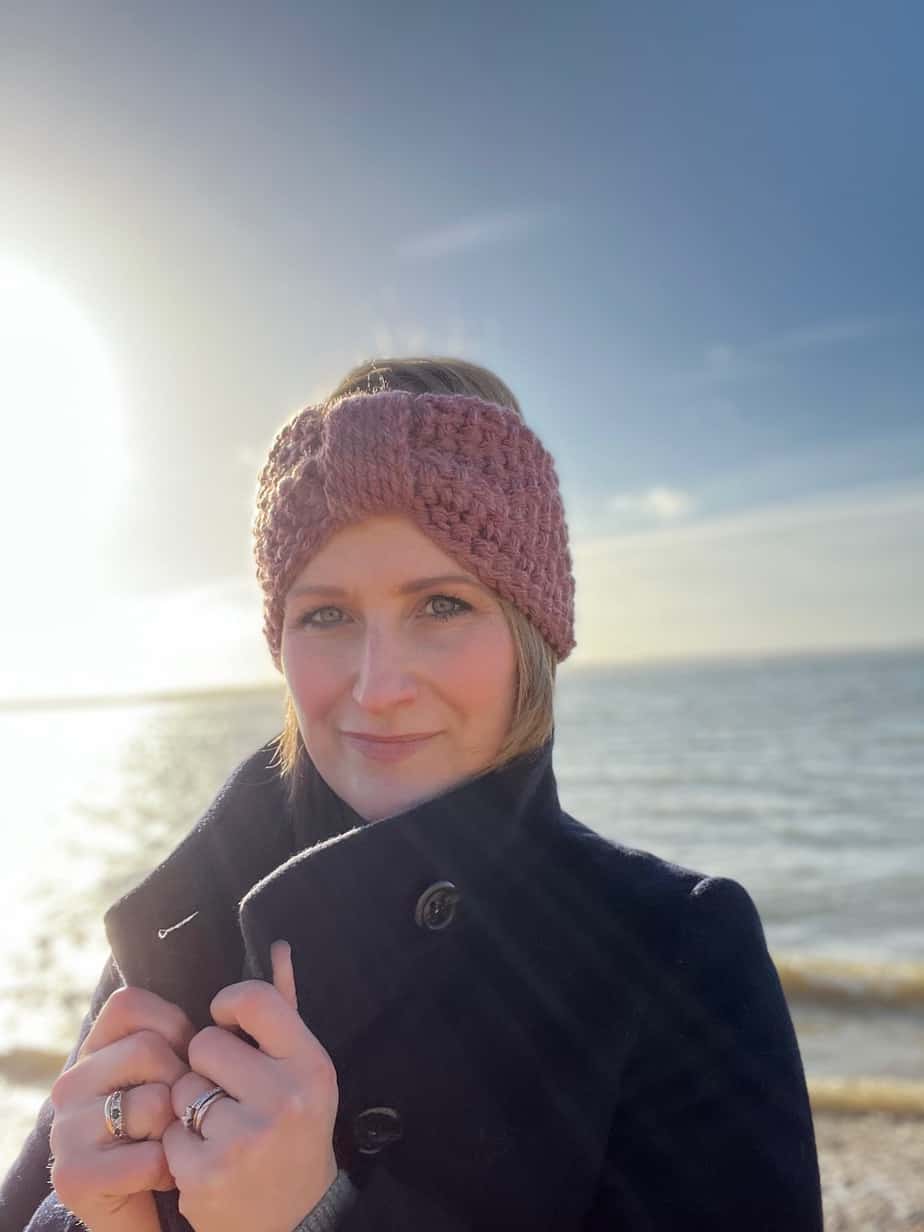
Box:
[252,391,576,667]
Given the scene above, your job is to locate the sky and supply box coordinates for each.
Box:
[1,0,923,700]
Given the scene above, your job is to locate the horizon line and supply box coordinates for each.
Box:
[2,639,922,712]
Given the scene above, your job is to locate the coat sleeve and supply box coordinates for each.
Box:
[582,875,823,1232]
[0,954,125,1232]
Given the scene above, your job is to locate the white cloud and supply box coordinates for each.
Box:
[693,314,905,385]
[396,207,551,260]
[753,315,896,356]
[607,485,697,521]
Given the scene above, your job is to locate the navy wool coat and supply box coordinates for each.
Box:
[2,736,822,1231]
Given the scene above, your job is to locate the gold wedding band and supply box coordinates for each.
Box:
[103,1088,127,1139]
[182,1086,229,1137]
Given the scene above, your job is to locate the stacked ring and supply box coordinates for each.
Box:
[182,1086,229,1137]
[103,1089,126,1140]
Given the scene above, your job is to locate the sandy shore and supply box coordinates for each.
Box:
[815,1111,924,1230]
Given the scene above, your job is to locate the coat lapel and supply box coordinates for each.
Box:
[238,739,559,1063]
[103,736,559,1057]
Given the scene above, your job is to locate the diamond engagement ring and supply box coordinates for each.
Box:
[182,1086,229,1137]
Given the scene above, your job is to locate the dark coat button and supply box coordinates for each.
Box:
[354,1106,403,1155]
[414,880,461,931]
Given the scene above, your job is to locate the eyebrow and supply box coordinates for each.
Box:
[287,573,492,601]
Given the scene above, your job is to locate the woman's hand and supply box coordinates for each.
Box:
[49,985,196,1232]
[164,940,340,1232]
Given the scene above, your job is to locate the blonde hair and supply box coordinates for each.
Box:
[270,356,558,813]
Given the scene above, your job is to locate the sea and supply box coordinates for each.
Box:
[1,646,922,1171]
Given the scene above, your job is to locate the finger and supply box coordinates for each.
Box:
[210,980,316,1061]
[96,1083,175,1147]
[170,1072,240,1141]
[52,1138,170,1202]
[271,940,298,1012]
[53,1030,189,1108]
[53,1081,175,1154]
[162,1115,203,1187]
[79,986,196,1062]
[185,1025,278,1105]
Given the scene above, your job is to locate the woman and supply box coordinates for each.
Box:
[1,357,823,1231]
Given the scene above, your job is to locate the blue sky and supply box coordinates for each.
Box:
[1,1,922,698]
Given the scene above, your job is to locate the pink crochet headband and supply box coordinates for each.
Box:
[252,390,576,668]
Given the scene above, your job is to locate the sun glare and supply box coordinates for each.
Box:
[0,261,130,596]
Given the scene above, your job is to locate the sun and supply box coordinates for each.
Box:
[0,261,130,596]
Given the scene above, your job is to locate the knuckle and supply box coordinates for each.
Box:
[106,983,141,1013]
[276,1086,309,1124]
[187,1024,223,1069]
[132,1028,169,1069]
[102,984,144,1029]
[243,980,274,1011]
[49,1068,74,1109]
[134,1082,174,1138]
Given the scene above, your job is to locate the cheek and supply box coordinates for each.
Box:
[446,628,517,709]
[282,641,345,719]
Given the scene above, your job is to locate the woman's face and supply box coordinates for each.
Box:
[281,515,518,822]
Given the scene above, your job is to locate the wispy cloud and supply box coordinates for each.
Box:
[752,316,894,356]
[607,485,697,522]
[591,479,924,549]
[695,314,906,384]
[396,207,553,260]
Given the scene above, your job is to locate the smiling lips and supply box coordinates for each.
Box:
[342,731,439,763]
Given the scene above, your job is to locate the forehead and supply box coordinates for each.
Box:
[289,515,480,590]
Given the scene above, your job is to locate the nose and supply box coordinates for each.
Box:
[351,629,417,712]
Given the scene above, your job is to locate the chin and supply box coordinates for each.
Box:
[352,778,444,824]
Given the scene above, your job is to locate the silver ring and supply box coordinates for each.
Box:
[182,1086,229,1137]
[103,1088,126,1139]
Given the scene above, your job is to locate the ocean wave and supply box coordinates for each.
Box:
[808,1077,924,1115]
[0,1048,65,1085]
[775,954,924,1006]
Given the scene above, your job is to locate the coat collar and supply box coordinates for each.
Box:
[104,736,560,1058]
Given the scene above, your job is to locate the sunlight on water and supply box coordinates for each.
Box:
[0,690,285,1058]
[0,706,162,1055]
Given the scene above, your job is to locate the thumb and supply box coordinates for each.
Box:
[270,939,297,1012]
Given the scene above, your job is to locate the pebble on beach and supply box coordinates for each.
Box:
[815,1111,924,1231]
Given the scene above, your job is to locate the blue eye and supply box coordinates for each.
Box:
[426,594,472,621]
[304,605,342,627]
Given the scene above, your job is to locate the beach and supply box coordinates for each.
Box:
[815,1111,924,1230]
